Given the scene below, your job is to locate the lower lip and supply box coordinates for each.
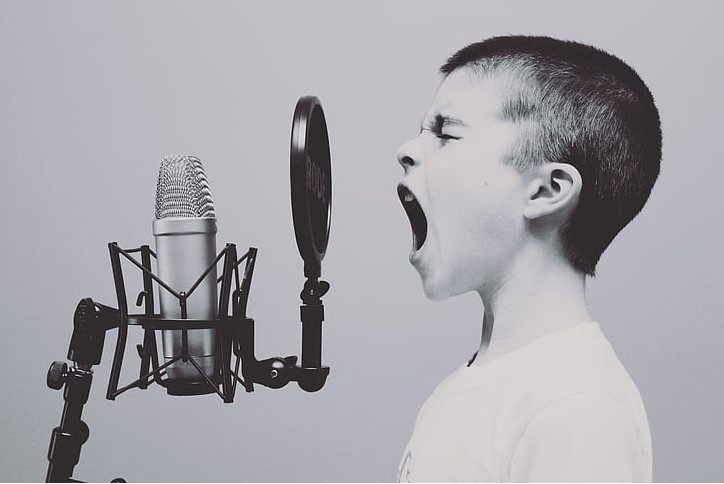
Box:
[409,243,425,265]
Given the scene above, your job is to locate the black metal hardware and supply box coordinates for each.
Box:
[45,242,330,482]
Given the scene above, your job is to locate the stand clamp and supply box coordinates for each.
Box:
[297,278,330,392]
[234,276,330,393]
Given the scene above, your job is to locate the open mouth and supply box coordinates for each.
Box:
[397,184,428,251]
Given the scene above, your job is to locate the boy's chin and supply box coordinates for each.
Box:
[420,270,476,302]
[420,277,455,302]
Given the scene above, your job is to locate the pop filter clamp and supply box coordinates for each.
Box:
[44,96,332,482]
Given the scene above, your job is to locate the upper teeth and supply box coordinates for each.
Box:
[403,193,414,203]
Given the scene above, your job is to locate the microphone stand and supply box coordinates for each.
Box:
[45,300,124,483]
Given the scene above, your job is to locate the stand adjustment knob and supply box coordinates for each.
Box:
[47,361,68,390]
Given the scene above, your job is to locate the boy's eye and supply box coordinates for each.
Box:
[437,133,460,141]
[420,117,462,143]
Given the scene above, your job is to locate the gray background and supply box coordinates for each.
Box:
[1,1,722,481]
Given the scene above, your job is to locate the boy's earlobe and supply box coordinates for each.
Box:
[523,163,582,220]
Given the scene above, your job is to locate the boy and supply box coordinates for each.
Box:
[396,36,661,482]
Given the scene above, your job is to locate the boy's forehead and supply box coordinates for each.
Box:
[425,69,506,123]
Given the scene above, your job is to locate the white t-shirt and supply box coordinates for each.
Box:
[397,323,652,482]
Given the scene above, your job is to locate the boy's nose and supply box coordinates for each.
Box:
[397,139,420,170]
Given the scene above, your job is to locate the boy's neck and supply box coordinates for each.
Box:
[471,249,592,365]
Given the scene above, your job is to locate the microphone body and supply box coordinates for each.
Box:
[154,155,218,382]
[154,217,217,380]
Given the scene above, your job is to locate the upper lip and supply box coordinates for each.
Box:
[397,183,428,252]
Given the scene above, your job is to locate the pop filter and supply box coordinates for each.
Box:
[290,96,331,279]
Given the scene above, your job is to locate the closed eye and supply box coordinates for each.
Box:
[421,114,463,143]
[436,133,460,141]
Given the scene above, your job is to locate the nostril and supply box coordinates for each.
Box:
[397,138,420,169]
[398,155,415,168]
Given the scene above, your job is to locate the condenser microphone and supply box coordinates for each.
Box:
[153,155,218,391]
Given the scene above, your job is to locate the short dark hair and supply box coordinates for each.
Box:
[441,36,662,276]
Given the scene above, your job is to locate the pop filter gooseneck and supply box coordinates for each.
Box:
[290,96,331,280]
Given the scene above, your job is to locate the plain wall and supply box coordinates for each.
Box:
[1,1,722,481]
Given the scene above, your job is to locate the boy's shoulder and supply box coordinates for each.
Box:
[427,322,646,427]
[402,323,652,482]
[495,322,644,414]
[519,323,631,383]
[497,322,652,481]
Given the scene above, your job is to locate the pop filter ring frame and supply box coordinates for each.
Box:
[290,95,332,280]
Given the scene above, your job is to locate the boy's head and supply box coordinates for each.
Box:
[397,36,661,299]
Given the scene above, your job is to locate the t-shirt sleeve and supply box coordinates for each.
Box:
[507,391,649,482]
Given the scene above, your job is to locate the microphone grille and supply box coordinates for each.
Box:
[155,155,216,219]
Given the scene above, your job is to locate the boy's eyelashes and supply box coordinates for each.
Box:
[436,133,461,141]
[419,127,462,142]
[429,130,462,144]
[419,113,465,143]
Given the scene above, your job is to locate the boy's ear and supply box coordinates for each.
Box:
[523,163,582,220]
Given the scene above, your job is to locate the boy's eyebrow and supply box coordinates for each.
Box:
[419,113,468,133]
